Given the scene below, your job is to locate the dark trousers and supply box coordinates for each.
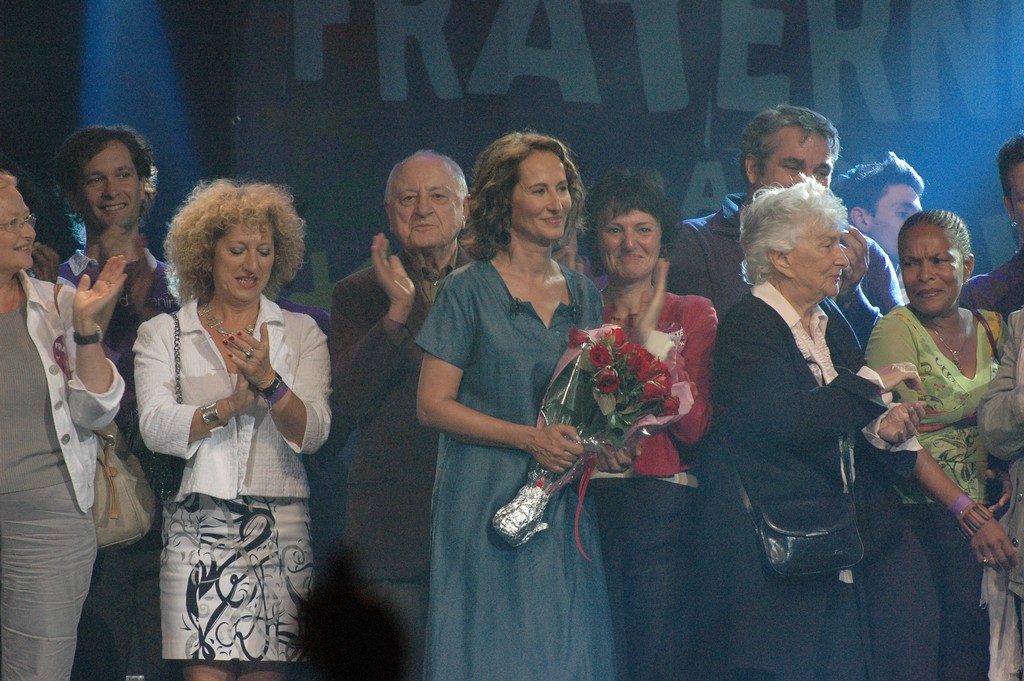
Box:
[906,503,990,681]
[362,575,429,681]
[859,502,988,681]
[591,477,698,681]
[857,508,940,681]
[70,533,168,681]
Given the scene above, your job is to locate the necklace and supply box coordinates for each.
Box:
[200,304,255,337]
[930,325,968,372]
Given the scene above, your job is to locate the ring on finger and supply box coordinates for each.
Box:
[244,348,254,359]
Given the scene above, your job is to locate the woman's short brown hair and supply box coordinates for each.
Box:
[164,179,306,303]
[462,131,585,261]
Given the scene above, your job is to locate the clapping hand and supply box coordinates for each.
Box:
[31,243,60,283]
[124,235,159,322]
[839,226,869,297]
[371,233,415,324]
[223,370,257,417]
[223,321,275,391]
[633,258,669,346]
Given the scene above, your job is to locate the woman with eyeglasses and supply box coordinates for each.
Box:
[0,172,126,679]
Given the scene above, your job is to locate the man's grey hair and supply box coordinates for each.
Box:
[384,150,468,203]
[740,176,849,285]
[739,105,840,180]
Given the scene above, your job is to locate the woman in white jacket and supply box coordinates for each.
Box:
[0,173,125,679]
[134,180,330,681]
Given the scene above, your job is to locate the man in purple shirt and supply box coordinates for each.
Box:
[961,133,1024,318]
[55,125,175,681]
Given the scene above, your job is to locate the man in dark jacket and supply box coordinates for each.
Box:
[667,104,881,347]
[329,150,469,681]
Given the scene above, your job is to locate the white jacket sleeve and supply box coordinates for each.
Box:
[134,314,198,459]
[282,315,331,454]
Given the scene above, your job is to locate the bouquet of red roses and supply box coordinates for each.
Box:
[492,325,692,548]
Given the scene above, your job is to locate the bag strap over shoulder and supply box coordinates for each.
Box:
[172,311,183,405]
[95,425,122,520]
[973,309,999,360]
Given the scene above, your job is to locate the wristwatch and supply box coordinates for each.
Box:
[200,402,220,426]
[256,373,283,399]
[73,324,103,345]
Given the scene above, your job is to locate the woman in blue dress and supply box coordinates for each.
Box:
[416,131,616,680]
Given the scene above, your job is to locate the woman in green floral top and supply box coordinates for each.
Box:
[865,209,1007,681]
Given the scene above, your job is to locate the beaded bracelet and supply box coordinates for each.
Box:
[956,501,993,540]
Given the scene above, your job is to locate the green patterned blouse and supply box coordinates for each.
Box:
[865,306,1001,504]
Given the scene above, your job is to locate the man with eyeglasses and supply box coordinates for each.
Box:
[54,125,176,681]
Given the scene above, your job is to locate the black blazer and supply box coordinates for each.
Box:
[711,293,888,503]
[694,293,911,679]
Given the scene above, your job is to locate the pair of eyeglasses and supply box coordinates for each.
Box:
[1,214,37,232]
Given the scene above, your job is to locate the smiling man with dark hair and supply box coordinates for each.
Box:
[55,124,176,681]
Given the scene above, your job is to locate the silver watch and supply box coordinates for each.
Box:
[200,402,220,425]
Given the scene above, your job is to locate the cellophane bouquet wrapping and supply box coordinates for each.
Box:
[492,325,693,547]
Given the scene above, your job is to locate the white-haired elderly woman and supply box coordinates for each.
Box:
[134,180,330,681]
[694,177,1014,681]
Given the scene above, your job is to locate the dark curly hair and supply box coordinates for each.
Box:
[462,131,585,261]
[583,168,680,276]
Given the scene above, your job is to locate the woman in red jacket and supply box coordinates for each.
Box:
[584,169,717,681]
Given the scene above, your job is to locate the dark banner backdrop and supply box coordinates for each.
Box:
[3,1,1022,311]
[233,0,1024,310]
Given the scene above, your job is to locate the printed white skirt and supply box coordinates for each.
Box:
[161,494,313,661]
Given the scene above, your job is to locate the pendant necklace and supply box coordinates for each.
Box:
[201,304,256,337]
[931,324,968,372]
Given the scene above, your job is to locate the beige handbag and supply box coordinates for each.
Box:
[93,422,156,548]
